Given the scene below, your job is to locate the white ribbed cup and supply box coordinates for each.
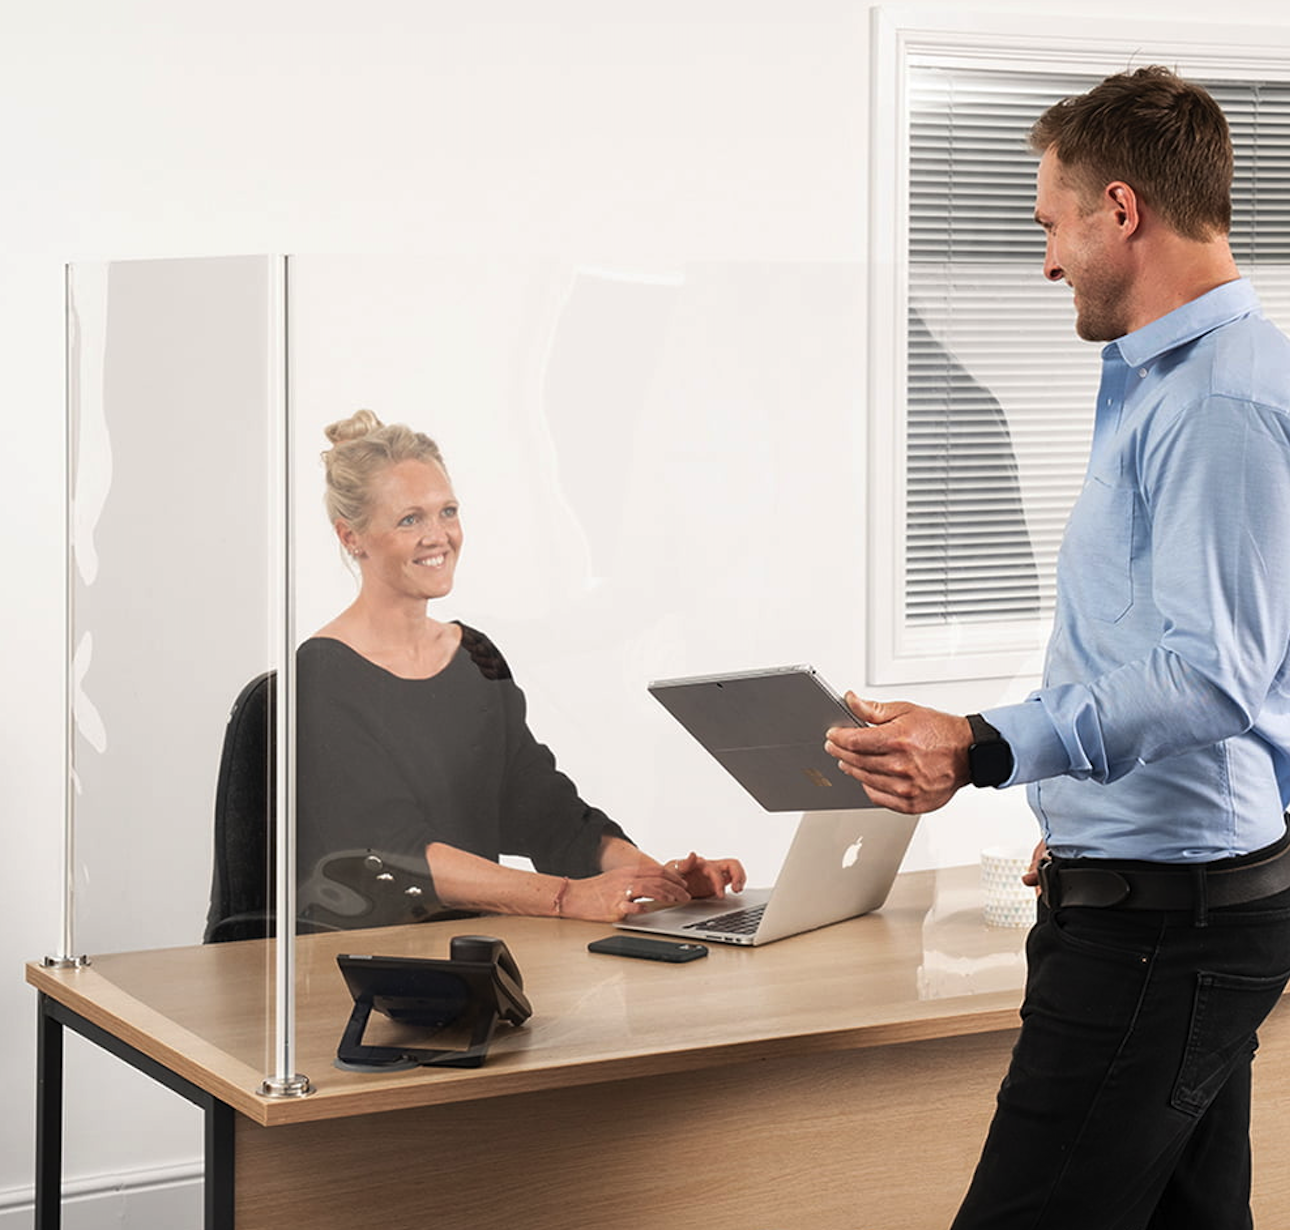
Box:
[981,846,1035,928]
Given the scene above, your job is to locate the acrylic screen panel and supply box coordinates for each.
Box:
[67,256,280,1007]
[287,258,869,882]
[63,255,874,959]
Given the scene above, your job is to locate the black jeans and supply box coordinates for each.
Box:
[950,886,1290,1229]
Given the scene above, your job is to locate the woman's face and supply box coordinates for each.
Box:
[341,458,463,603]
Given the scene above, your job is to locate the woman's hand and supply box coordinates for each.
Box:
[663,852,747,899]
[582,836,746,918]
[560,864,693,923]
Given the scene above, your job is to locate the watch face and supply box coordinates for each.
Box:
[970,740,1013,788]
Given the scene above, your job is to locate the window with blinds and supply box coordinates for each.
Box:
[879,54,1290,682]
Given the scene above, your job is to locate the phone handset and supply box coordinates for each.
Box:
[449,934,531,1022]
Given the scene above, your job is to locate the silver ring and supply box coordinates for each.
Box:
[625,886,634,899]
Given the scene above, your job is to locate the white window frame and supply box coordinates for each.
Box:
[867,6,1290,686]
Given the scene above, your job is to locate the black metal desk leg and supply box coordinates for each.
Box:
[205,1099,236,1230]
[35,993,64,1230]
[35,993,237,1229]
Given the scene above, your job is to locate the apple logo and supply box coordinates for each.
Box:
[841,835,864,868]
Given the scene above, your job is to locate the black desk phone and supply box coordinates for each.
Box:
[336,935,532,1070]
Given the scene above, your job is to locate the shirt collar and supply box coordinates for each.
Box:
[1106,277,1261,368]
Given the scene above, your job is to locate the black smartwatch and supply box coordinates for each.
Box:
[966,713,1013,788]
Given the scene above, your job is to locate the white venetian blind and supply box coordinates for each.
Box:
[904,66,1290,636]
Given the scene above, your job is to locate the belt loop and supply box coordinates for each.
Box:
[1192,866,1209,927]
[1037,857,1058,909]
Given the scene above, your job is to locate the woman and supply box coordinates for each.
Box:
[296,410,745,924]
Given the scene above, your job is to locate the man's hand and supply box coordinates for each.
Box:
[824,695,973,815]
[1022,840,1048,890]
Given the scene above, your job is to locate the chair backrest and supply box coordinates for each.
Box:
[203,669,469,942]
[203,672,277,943]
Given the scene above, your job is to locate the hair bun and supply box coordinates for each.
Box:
[319,413,447,533]
[324,408,385,446]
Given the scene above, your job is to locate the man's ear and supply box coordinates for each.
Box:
[1106,181,1141,235]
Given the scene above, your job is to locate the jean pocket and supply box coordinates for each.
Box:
[1048,907,1159,965]
[1171,969,1290,1116]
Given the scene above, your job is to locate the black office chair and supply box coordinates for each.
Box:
[203,671,281,943]
[203,671,466,942]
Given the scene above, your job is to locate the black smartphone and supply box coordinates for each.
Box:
[587,935,709,963]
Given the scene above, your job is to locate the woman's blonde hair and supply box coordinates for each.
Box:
[321,409,447,532]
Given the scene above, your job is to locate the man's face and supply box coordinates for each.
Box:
[1034,147,1133,342]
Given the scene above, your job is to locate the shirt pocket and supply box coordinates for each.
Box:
[1059,476,1135,623]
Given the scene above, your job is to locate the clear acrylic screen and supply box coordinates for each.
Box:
[67,255,280,1071]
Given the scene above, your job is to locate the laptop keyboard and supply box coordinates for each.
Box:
[683,902,767,936]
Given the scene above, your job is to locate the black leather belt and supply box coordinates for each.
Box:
[1037,827,1290,913]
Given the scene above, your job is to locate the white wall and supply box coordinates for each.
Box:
[5,1,1290,1224]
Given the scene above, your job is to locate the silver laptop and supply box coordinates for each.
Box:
[648,665,876,812]
[618,809,917,946]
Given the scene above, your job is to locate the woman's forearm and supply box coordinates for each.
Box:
[597,834,656,873]
[428,838,692,921]
[426,842,567,917]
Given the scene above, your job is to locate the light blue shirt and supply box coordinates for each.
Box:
[985,279,1290,861]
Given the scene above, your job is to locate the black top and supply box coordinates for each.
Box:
[295,625,630,901]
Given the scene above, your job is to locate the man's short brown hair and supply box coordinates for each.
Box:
[1028,66,1232,241]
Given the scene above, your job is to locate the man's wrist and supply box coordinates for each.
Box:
[966,713,1014,788]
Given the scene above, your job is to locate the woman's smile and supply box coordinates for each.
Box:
[346,458,464,602]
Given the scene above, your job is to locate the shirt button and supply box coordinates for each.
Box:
[1139,368,1148,378]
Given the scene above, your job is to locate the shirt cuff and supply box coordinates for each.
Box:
[980,697,1072,787]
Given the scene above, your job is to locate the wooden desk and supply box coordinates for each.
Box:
[27,867,1290,1229]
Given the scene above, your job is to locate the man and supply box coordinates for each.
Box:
[827,67,1290,1228]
